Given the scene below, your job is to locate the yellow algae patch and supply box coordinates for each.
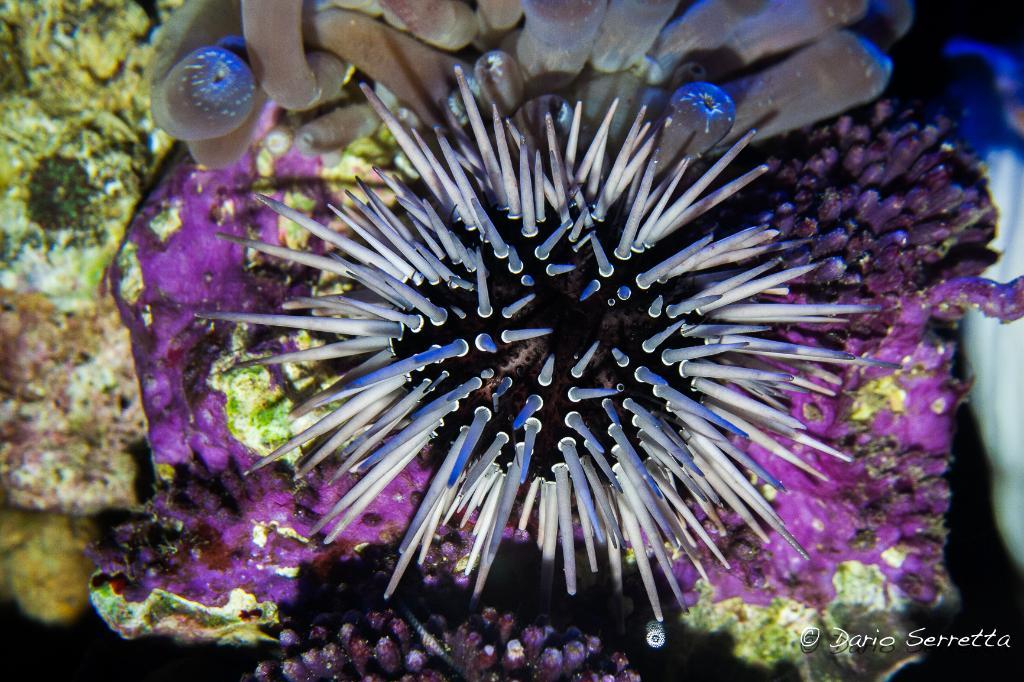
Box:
[91,584,278,645]
[148,200,184,242]
[251,521,311,548]
[155,462,176,484]
[279,191,317,250]
[115,241,144,305]
[881,546,908,569]
[850,374,907,421]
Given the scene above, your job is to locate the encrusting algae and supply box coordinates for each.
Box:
[0,0,179,625]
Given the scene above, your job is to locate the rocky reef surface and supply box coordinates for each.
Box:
[0,0,180,625]
[90,96,1024,679]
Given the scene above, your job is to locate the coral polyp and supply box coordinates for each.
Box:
[200,71,890,621]
[242,552,640,682]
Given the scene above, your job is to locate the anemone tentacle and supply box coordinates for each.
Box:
[152,0,911,167]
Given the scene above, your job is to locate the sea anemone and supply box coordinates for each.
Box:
[199,69,893,622]
[149,0,910,166]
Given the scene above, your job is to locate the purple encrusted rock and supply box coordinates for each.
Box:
[648,100,1019,677]
[89,121,432,634]
[91,98,1022,679]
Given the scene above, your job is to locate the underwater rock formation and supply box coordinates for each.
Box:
[0,0,175,308]
[0,0,175,625]
[0,507,98,626]
[92,115,421,644]
[0,290,143,515]
[91,95,1022,679]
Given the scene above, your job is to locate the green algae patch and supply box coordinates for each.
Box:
[208,364,293,459]
[205,325,332,463]
[90,582,278,645]
[830,560,890,612]
[682,582,819,668]
[321,132,393,184]
[116,241,144,305]
[815,560,936,678]
[26,156,97,237]
[0,0,175,312]
[678,560,934,679]
[148,200,184,242]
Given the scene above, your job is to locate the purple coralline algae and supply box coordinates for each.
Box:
[91,117,423,640]
[93,98,1022,678]
[695,101,1008,611]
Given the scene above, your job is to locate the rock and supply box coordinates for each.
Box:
[0,508,98,625]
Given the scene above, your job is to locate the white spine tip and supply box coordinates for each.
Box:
[475,333,498,353]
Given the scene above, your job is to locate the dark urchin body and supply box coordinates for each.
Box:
[202,69,888,621]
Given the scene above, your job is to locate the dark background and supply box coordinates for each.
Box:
[884,1,1024,678]
[4,1,1024,680]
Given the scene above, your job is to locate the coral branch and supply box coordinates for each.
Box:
[929,276,1024,322]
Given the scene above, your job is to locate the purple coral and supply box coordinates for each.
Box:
[721,100,999,297]
[659,99,1009,607]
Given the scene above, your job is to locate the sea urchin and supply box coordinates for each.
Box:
[200,68,890,623]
